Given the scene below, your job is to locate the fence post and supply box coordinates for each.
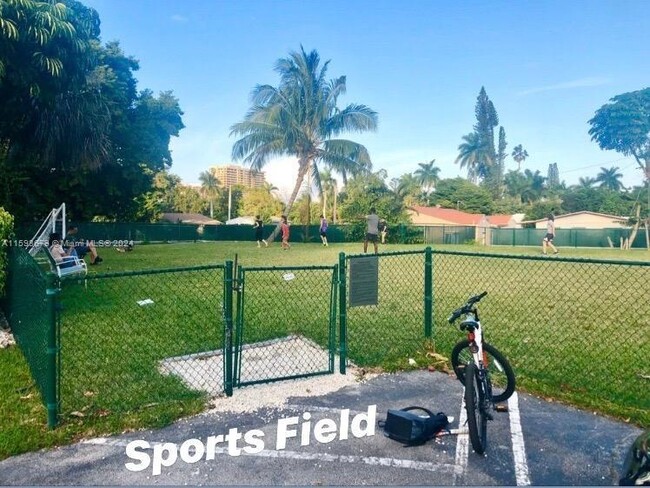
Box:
[338,252,347,374]
[424,247,433,338]
[45,272,60,429]
[223,260,234,397]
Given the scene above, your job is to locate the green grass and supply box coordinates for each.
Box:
[1,240,648,460]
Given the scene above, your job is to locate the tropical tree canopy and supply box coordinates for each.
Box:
[511,144,529,171]
[414,159,441,193]
[595,166,625,192]
[230,46,378,219]
[588,87,650,182]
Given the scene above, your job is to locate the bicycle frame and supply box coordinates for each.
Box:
[461,311,494,410]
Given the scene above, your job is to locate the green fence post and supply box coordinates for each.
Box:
[424,247,433,338]
[338,252,347,374]
[45,272,60,429]
[223,260,234,397]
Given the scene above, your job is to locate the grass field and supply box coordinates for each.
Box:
[1,240,648,460]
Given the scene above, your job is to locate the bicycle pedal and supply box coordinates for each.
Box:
[495,404,509,413]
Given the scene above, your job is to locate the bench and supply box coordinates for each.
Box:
[40,247,88,279]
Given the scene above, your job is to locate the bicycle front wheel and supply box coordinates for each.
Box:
[464,362,487,455]
[451,340,516,403]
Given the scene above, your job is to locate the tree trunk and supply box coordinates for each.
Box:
[626,204,642,250]
[266,158,311,243]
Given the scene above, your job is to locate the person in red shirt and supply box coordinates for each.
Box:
[281,215,291,250]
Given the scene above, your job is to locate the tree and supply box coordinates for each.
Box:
[433,178,494,214]
[241,188,283,221]
[547,163,560,189]
[520,169,546,204]
[230,46,378,239]
[576,176,596,189]
[588,87,650,248]
[0,1,185,221]
[455,132,491,184]
[511,144,529,171]
[588,88,650,185]
[414,159,441,195]
[494,127,508,197]
[199,169,220,218]
[595,166,625,192]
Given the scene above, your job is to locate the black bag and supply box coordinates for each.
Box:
[379,407,449,446]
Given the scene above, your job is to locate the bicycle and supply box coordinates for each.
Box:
[447,291,516,455]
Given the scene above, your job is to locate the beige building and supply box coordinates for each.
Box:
[211,164,266,189]
[527,211,628,229]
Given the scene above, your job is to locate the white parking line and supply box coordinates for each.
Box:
[508,391,531,486]
[453,391,469,485]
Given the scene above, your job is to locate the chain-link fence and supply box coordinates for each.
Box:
[5,246,649,427]
[492,227,649,248]
[343,250,430,368]
[4,247,60,427]
[57,265,226,418]
[429,250,650,424]
[233,265,338,386]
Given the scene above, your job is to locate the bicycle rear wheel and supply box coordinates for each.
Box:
[451,340,516,403]
[464,362,487,455]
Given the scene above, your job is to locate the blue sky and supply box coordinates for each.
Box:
[84,0,649,198]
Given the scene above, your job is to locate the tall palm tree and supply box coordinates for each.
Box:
[511,144,529,171]
[199,169,220,218]
[414,159,441,194]
[596,166,625,192]
[455,132,492,184]
[230,47,378,238]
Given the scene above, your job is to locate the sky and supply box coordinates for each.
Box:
[83,0,650,200]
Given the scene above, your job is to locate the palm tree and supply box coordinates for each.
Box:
[596,166,625,192]
[230,47,378,238]
[521,169,546,203]
[199,169,220,218]
[262,182,279,195]
[414,159,441,194]
[577,176,597,189]
[455,132,492,184]
[511,144,529,171]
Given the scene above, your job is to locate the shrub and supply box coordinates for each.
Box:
[0,208,15,297]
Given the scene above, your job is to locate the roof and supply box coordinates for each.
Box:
[225,216,256,225]
[523,211,627,224]
[408,206,484,225]
[486,214,512,226]
[160,213,221,225]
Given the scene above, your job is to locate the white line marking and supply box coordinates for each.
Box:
[82,437,457,474]
[453,389,469,485]
[507,392,531,486]
[285,404,368,416]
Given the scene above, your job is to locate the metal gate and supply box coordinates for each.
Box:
[231,264,338,388]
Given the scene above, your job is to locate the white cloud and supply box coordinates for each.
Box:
[517,77,611,96]
[170,14,188,22]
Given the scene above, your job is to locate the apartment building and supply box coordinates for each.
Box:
[211,164,266,189]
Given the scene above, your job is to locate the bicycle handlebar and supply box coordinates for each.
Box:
[447,291,488,323]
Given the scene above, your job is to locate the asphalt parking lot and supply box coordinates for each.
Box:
[0,370,642,486]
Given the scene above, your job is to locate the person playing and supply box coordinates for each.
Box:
[48,232,79,269]
[542,211,559,255]
[319,214,329,247]
[280,215,291,250]
[364,207,380,254]
[253,215,268,248]
[379,219,388,245]
[65,226,102,264]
